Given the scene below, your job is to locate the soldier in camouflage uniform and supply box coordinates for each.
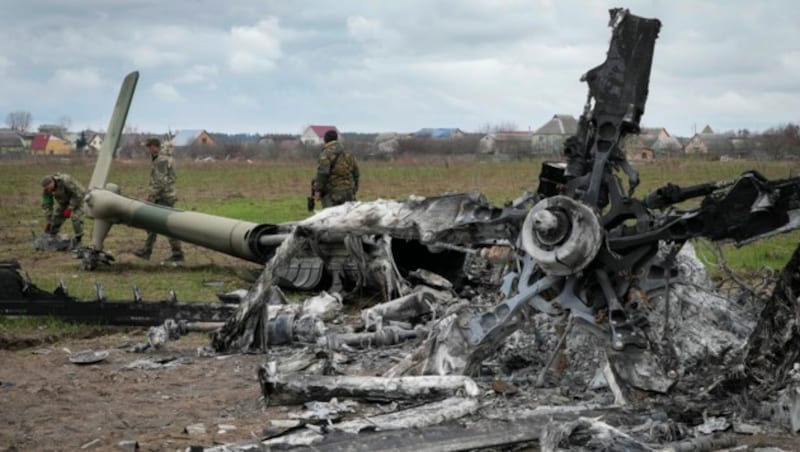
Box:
[133,137,184,262]
[313,130,360,208]
[41,173,86,249]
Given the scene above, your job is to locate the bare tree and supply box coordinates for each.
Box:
[761,123,800,159]
[5,111,33,132]
[477,123,493,134]
[477,122,522,134]
[494,121,519,132]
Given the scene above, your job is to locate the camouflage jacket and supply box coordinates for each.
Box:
[314,141,360,194]
[42,173,86,221]
[148,151,177,201]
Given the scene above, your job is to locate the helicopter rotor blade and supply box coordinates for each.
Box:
[88,71,138,191]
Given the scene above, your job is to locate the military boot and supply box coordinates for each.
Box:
[71,235,83,251]
[135,233,157,260]
[165,251,184,263]
[71,235,84,258]
[166,237,184,262]
[133,248,151,260]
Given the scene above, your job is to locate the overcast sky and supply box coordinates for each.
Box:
[1,0,798,136]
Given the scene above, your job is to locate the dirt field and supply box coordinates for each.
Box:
[0,329,277,451]
[3,330,800,452]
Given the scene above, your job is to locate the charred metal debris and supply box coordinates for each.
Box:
[0,260,236,327]
[10,8,800,451]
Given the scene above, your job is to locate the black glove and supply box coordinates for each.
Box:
[44,223,52,234]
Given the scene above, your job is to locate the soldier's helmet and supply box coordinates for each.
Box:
[324,130,338,143]
[40,175,54,187]
[145,137,161,147]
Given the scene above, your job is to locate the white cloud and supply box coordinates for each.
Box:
[0,56,10,76]
[347,16,382,41]
[152,82,184,102]
[229,52,276,73]
[2,1,798,134]
[231,95,258,108]
[130,46,183,68]
[50,68,106,89]
[126,26,227,69]
[173,65,219,84]
[780,50,800,76]
[228,18,282,74]
[700,91,756,114]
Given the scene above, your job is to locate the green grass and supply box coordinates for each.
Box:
[2,156,800,303]
[0,315,84,334]
[192,196,309,224]
[693,234,800,276]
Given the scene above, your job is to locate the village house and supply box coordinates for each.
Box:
[478,131,534,157]
[170,129,216,150]
[301,125,339,146]
[115,133,147,158]
[730,136,765,159]
[257,134,302,157]
[37,124,67,139]
[623,127,683,161]
[531,114,578,156]
[30,133,73,155]
[17,131,36,149]
[87,132,105,151]
[0,129,26,155]
[683,133,735,157]
[372,132,403,156]
[413,128,465,139]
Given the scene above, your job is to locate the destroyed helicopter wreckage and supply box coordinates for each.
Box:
[6,7,800,450]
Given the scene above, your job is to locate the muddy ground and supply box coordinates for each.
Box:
[2,328,799,451]
[0,329,278,451]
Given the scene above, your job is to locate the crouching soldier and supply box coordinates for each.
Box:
[41,173,85,250]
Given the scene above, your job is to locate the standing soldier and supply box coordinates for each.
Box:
[133,137,184,262]
[41,173,86,250]
[313,130,360,208]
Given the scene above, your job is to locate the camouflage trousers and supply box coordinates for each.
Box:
[321,189,355,208]
[50,204,83,241]
[142,197,182,254]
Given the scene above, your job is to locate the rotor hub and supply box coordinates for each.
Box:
[521,195,603,276]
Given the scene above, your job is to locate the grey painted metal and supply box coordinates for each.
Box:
[466,268,561,346]
[89,71,138,191]
[85,190,265,263]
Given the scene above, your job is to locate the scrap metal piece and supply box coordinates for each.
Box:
[250,397,481,450]
[0,264,238,325]
[32,233,71,252]
[541,417,657,452]
[94,282,106,302]
[318,326,423,350]
[408,269,454,290]
[302,291,343,322]
[275,257,325,290]
[361,287,444,330]
[55,279,68,296]
[258,366,479,406]
[69,349,109,365]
